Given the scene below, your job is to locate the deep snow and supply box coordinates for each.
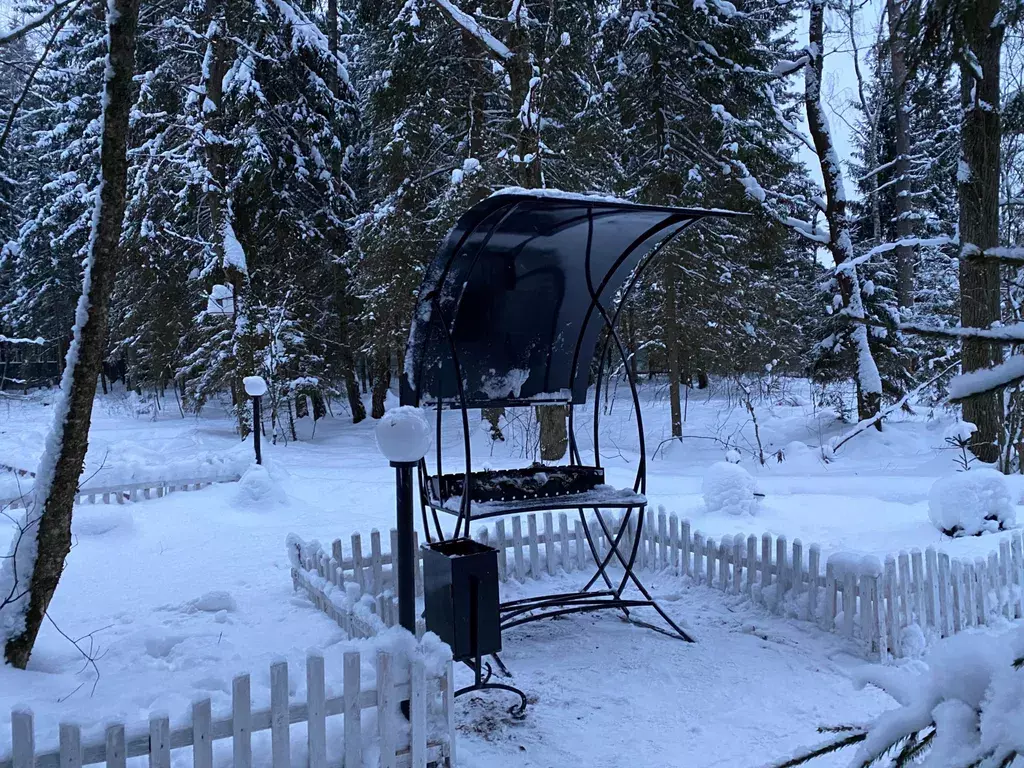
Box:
[0,379,1021,765]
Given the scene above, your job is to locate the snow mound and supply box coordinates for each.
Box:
[188,591,237,613]
[702,461,757,516]
[927,469,1015,537]
[235,462,286,506]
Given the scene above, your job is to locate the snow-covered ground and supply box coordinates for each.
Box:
[0,380,1020,765]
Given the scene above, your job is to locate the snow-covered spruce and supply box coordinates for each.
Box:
[702,461,757,516]
[927,468,1015,538]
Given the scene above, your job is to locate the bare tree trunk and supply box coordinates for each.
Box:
[343,363,365,423]
[959,0,1005,463]
[885,0,915,307]
[537,405,568,461]
[371,356,389,419]
[806,0,882,425]
[664,259,682,438]
[507,8,567,459]
[2,0,139,668]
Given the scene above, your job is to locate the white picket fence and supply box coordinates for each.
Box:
[0,476,240,510]
[292,509,1024,661]
[1,650,455,768]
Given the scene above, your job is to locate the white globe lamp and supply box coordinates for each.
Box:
[375,406,432,466]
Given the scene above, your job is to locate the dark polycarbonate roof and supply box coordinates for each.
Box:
[401,189,742,409]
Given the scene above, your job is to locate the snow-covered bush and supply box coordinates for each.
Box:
[703,461,757,516]
[767,626,1024,767]
[927,468,1015,537]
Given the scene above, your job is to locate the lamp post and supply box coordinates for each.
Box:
[243,376,268,465]
[374,406,431,636]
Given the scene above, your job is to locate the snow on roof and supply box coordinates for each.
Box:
[490,186,744,216]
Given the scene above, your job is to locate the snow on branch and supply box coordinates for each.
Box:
[268,0,353,87]
[0,0,76,46]
[836,236,957,274]
[784,216,829,244]
[770,55,809,77]
[948,356,1024,401]
[430,0,512,61]
[960,244,1024,264]
[899,322,1024,343]
[831,360,960,452]
[0,335,45,345]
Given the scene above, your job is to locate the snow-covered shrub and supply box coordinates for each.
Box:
[927,468,1015,537]
[944,420,977,470]
[702,461,757,516]
[766,627,1024,768]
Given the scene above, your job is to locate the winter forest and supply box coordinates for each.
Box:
[0,0,1004,457]
[3,0,1024,764]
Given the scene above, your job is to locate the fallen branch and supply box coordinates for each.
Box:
[831,360,960,453]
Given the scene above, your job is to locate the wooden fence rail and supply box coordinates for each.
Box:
[293,508,1024,662]
[0,476,241,510]
[2,650,454,768]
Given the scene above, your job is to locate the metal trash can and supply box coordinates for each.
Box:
[422,538,501,662]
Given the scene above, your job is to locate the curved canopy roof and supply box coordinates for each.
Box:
[400,189,743,409]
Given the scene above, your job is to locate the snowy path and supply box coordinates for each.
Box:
[454,574,890,767]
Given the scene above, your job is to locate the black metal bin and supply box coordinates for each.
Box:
[422,538,501,662]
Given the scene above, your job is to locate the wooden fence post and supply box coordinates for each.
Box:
[105,724,126,768]
[512,516,525,582]
[344,652,362,768]
[999,539,1012,619]
[823,560,837,631]
[937,552,951,638]
[669,515,679,574]
[377,651,397,768]
[924,547,938,630]
[270,661,290,768]
[693,532,704,584]
[681,520,692,577]
[496,520,508,581]
[192,699,212,768]
[527,514,540,578]
[776,535,788,601]
[761,533,772,594]
[233,674,252,768]
[808,545,820,623]
[884,555,900,658]
[732,535,743,595]
[59,722,82,768]
[149,716,170,768]
[843,571,857,638]
[574,519,586,572]
[559,513,571,572]
[307,654,327,768]
[544,512,556,575]
[950,559,963,635]
[12,710,34,768]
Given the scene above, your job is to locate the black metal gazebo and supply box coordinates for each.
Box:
[403,188,742,644]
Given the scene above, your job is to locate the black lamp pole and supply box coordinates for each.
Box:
[392,460,417,634]
[252,395,262,465]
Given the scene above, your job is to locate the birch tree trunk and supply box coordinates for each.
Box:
[2,0,140,668]
[958,0,1005,463]
[805,0,882,424]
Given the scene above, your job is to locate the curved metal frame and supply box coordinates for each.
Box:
[406,195,732,643]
